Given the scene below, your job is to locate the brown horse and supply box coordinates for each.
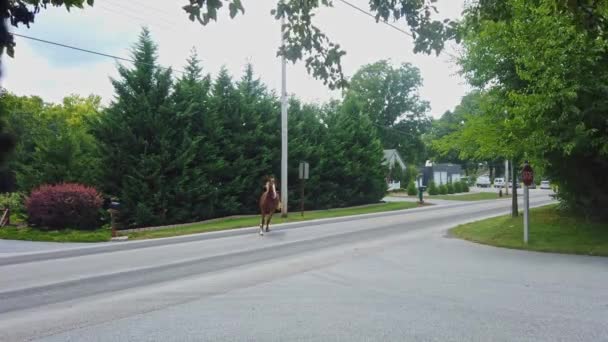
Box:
[259,176,281,235]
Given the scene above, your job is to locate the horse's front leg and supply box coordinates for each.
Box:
[265,213,273,232]
[259,213,265,236]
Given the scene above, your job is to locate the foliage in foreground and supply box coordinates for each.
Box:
[431,0,608,221]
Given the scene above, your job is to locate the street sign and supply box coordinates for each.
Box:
[299,162,309,180]
[299,162,309,216]
[521,162,534,186]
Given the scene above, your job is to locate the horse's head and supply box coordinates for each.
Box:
[264,176,278,199]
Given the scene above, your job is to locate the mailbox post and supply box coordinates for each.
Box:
[417,174,425,205]
[107,200,121,238]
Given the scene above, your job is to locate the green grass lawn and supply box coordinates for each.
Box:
[451,205,608,256]
[127,201,420,240]
[430,192,505,201]
[0,226,111,243]
[0,202,419,243]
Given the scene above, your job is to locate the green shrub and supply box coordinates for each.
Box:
[446,182,454,194]
[407,182,417,196]
[428,181,439,195]
[0,192,25,216]
[404,165,418,185]
[461,181,470,193]
[454,181,463,193]
[439,184,448,195]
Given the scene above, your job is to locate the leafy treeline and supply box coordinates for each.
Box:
[2,29,412,228]
[1,94,102,192]
[430,0,608,220]
[426,91,505,180]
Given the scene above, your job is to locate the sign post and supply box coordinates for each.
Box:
[299,162,309,216]
[521,161,534,244]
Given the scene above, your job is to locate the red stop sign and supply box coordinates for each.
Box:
[521,163,534,186]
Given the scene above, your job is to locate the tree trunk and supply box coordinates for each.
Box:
[511,160,518,217]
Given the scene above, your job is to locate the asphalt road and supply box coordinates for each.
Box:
[1,192,607,341]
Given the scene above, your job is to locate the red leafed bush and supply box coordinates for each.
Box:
[26,183,103,230]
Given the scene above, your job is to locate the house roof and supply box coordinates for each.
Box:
[383,149,406,169]
[430,163,462,174]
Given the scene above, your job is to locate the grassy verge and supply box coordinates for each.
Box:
[451,205,608,256]
[0,226,111,243]
[430,192,504,201]
[127,201,420,240]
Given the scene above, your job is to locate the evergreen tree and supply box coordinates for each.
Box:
[0,91,14,169]
[209,66,244,215]
[170,48,219,221]
[319,98,386,207]
[96,28,176,227]
[234,64,280,212]
[287,98,327,210]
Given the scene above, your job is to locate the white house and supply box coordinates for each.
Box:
[421,161,463,186]
[383,149,407,190]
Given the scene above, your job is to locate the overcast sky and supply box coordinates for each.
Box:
[1,0,469,117]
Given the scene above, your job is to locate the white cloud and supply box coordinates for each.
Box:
[2,0,470,116]
[2,40,119,104]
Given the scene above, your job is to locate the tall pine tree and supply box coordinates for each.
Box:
[209,66,243,215]
[169,48,220,221]
[235,64,280,212]
[319,98,387,207]
[287,98,328,210]
[96,28,177,227]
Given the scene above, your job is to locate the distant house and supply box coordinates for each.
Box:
[383,149,407,190]
[421,162,463,186]
[383,149,406,170]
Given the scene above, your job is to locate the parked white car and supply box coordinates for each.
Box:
[540,180,551,189]
[493,178,505,188]
[476,176,491,188]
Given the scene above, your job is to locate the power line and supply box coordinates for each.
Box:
[11,33,185,74]
[128,0,172,16]
[336,0,413,37]
[336,0,460,60]
[372,122,414,137]
[103,0,178,27]
[97,4,174,32]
